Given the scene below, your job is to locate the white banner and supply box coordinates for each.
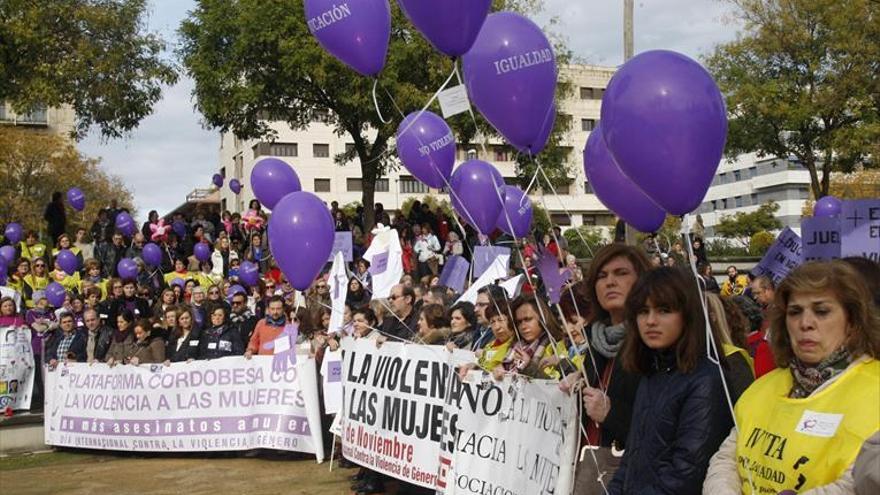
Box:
[44,356,325,459]
[321,349,343,415]
[0,325,35,410]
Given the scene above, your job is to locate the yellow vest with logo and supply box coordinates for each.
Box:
[478,338,512,372]
[734,359,880,494]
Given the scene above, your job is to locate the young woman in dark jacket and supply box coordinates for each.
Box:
[166,305,202,363]
[607,268,733,495]
[197,304,243,360]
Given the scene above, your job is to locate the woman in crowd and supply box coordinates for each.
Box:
[505,294,566,380]
[206,284,229,312]
[7,258,30,297]
[106,310,137,366]
[128,319,165,365]
[151,306,178,342]
[416,303,451,345]
[164,258,194,285]
[474,296,516,376]
[0,296,22,325]
[166,305,201,363]
[198,304,243,359]
[608,267,733,494]
[346,277,369,308]
[81,258,108,299]
[447,302,477,350]
[705,293,755,403]
[352,307,378,340]
[53,233,84,269]
[152,288,177,320]
[704,261,880,495]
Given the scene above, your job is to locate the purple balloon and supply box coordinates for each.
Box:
[229,179,242,195]
[304,0,391,77]
[142,242,163,267]
[513,102,556,156]
[45,282,67,308]
[117,258,139,280]
[397,0,491,57]
[227,284,247,300]
[584,125,666,233]
[463,12,557,153]
[268,191,335,291]
[170,277,185,290]
[67,187,86,212]
[56,249,79,276]
[602,50,727,216]
[814,196,842,218]
[450,160,504,236]
[4,223,23,245]
[172,220,187,238]
[212,173,224,188]
[115,212,135,236]
[496,185,533,238]
[250,158,302,210]
[396,111,455,188]
[193,242,211,263]
[0,245,16,265]
[239,260,260,287]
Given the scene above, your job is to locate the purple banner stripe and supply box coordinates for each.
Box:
[59,414,311,437]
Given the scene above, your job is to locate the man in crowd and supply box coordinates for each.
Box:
[381,284,419,341]
[245,295,287,357]
[96,231,127,278]
[230,291,258,345]
[82,309,113,363]
[45,312,86,365]
[720,265,749,297]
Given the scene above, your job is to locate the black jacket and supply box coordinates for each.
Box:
[607,353,733,495]
[109,297,151,328]
[380,308,419,342]
[229,311,257,345]
[88,325,114,362]
[45,329,87,362]
[166,328,202,362]
[197,324,243,360]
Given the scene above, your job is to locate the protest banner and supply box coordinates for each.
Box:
[44,356,325,459]
[840,199,880,262]
[340,338,452,489]
[473,246,510,279]
[0,325,35,410]
[328,231,354,262]
[321,349,343,415]
[440,372,578,495]
[439,255,470,294]
[752,227,802,286]
[801,216,841,261]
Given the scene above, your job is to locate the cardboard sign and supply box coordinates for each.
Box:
[472,246,510,279]
[840,199,880,262]
[438,255,470,294]
[328,231,353,262]
[801,216,841,261]
[752,227,802,286]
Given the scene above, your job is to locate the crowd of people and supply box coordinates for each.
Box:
[1,193,878,495]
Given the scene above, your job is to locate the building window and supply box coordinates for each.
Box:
[494,146,509,162]
[584,181,593,194]
[581,118,597,132]
[579,87,604,100]
[722,198,728,209]
[18,104,47,123]
[719,172,727,184]
[734,170,741,181]
[399,175,428,194]
[253,142,297,157]
[735,196,743,208]
[550,213,571,226]
[314,178,331,192]
[0,102,6,121]
[313,143,330,158]
[750,193,758,204]
[375,179,389,192]
[346,178,363,192]
[748,167,757,178]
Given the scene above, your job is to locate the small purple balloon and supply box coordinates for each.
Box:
[397,0,491,57]
[172,220,187,238]
[584,125,666,233]
[450,160,505,236]
[463,12,557,153]
[56,249,79,276]
[0,245,16,264]
[814,196,842,218]
[4,223,23,245]
[602,50,727,216]
[170,277,185,290]
[495,185,533,238]
[250,158,302,210]
[117,258,139,280]
[268,191,335,291]
[304,0,391,77]
[239,260,260,287]
[45,282,67,308]
[142,242,163,267]
[212,173,224,188]
[229,179,242,195]
[396,111,456,188]
[115,212,135,236]
[193,242,211,263]
[67,187,86,212]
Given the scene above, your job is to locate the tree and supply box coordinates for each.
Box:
[0,127,135,240]
[706,0,880,199]
[0,0,178,139]
[564,226,608,259]
[179,0,572,231]
[715,201,783,248]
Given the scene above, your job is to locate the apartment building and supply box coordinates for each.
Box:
[0,102,76,138]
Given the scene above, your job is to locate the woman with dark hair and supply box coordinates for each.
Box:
[346,277,369,307]
[141,210,160,239]
[447,302,477,350]
[166,305,201,363]
[608,267,732,494]
[476,296,516,375]
[416,303,451,345]
[504,294,566,379]
[128,319,165,365]
[351,307,378,339]
[197,304,243,359]
[105,310,137,365]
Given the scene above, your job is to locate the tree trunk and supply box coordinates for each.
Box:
[820,150,832,198]
[803,154,823,199]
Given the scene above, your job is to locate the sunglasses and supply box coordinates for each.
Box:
[34,263,46,267]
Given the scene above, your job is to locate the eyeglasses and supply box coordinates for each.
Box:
[34,263,46,268]
[208,291,220,295]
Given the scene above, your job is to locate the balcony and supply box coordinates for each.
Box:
[0,103,48,126]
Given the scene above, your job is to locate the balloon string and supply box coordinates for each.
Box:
[452,61,489,159]
[383,63,458,136]
[372,79,391,125]
[536,161,595,259]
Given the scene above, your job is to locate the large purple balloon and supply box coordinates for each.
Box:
[250,158,302,210]
[239,260,260,287]
[67,187,85,212]
[397,0,491,57]
[396,111,455,188]
[115,212,135,236]
[304,0,391,77]
[45,282,67,308]
[496,185,533,238]
[0,245,16,265]
[584,125,666,233]
[142,242,163,267]
[4,223,23,245]
[602,50,727,216]
[229,179,242,195]
[193,242,211,263]
[56,249,79,275]
[814,196,842,218]
[212,173,224,188]
[268,191,334,291]
[512,102,556,156]
[450,160,504,236]
[463,12,557,153]
[117,258,138,280]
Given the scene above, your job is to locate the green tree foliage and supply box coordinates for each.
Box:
[179,0,571,230]
[0,0,178,139]
[0,127,135,240]
[563,226,608,259]
[749,230,775,256]
[706,0,880,199]
[715,201,783,248]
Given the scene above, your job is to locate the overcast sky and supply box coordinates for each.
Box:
[79,0,740,222]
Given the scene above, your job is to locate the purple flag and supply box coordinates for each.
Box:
[438,255,470,294]
[369,251,389,275]
[327,231,354,262]
[752,227,802,286]
[473,246,510,278]
[840,199,880,262]
[535,250,570,304]
[262,323,299,372]
[802,217,841,261]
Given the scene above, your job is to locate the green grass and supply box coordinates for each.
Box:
[0,451,103,471]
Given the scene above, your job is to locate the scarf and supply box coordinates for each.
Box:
[590,320,626,359]
[112,328,130,343]
[265,315,285,327]
[789,347,853,399]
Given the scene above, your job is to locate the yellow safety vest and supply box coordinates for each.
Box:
[478,338,512,372]
[734,359,880,494]
[20,241,47,261]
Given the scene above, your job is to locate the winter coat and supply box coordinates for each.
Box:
[130,337,165,364]
[45,329,88,362]
[105,331,136,363]
[166,328,202,362]
[197,324,244,360]
[608,353,733,495]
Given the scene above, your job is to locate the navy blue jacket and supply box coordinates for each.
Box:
[196,325,243,360]
[45,329,88,362]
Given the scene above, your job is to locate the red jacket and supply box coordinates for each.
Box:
[747,330,775,378]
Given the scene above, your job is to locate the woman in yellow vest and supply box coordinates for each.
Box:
[507,294,567,380]
[703,261,880,495]
[164,258,195,285]
[19,231,47,262]
[23,258,49,307]
[52,233,84,270]
[476,296,516,376]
